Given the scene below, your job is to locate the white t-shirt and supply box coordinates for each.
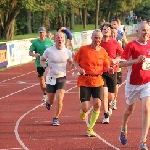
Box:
[118,25,124,33]
[43,46,72,78]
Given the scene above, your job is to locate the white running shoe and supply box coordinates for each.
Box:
[42,95,47,102]
[111,100,117,110]
[102,117,109,124]
[108,108,112,116]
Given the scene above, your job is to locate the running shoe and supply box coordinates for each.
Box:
[42,95,47,102]
[111,100,117,110]
[102,116,109,124]
[80,110,87,120]
[139,140,148,150]
[46,102,51,110]
[87,128,96,137]
[119,127,127,145]
[52,118,60,126]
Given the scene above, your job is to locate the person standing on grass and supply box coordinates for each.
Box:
[100,23,123,124]
[73,29,113,137]
[29,27,54,102]
[57,27,74,52]
[40,32,73,126]
[119,23,150,150]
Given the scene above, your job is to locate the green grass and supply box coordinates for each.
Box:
[0,24,95,42]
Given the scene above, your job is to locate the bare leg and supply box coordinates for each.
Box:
[122,102,136,131]
[103,87,108,113]
[141,97,150,140]
[38,76,46,94]
[55,89,65,118]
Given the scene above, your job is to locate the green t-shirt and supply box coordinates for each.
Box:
[29,38,54,67]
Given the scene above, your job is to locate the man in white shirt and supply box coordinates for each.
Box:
[40,32,73,126]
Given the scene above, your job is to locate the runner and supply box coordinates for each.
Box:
[73,29,113,137]
[40,32,73,126]
[29,27,54,101]
[119,22,150,150]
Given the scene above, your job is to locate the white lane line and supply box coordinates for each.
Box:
[14,85,77,150]
[84,80,127,150]
[0,148,23,150]
[0,83,39,100]
[0,71,35,83]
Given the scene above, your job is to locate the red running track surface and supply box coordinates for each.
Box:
[0,62,149,150]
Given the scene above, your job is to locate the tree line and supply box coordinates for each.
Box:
[0,0,150,40]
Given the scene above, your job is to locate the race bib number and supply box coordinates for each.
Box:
[142,58,150,70]
[46,76,56,85]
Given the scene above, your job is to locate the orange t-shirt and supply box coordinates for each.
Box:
[74,45,110,87]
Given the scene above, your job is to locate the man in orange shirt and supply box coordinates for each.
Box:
[73,29,113,137]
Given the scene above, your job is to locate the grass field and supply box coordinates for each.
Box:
[0,24,95,43]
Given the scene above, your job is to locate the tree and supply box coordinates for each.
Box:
[95,0,101,29]
[0,0,51,39]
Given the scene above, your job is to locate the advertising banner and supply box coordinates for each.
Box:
[6,40,33,67]
[72,32,82,50]
[0,45,8,67]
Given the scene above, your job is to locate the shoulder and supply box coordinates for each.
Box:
[32,38,39,43]
[46,46,56,51]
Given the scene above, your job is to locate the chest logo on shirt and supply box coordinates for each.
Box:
[147,49,150,55]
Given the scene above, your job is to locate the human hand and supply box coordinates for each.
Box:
[34,53,40,58]
[108,67,114,74]
[110,59,118,66]
[78,68,86,75]
[136,55,146,63]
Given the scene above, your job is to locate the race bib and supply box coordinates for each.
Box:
[142,58,150,70]
[46,76,56,85]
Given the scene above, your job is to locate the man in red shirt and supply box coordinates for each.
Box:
[119,23,150,150]
[100,23,123,124]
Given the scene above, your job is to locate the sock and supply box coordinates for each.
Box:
[104,112,109,118]
[140,138,147,142]
[121,127,127,133]
[89,110,100,129]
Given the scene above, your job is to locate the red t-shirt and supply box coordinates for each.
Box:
[121,40,150,85]
[100,38,123,72]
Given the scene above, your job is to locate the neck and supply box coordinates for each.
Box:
[39,37,46,41]
[136,38,147,44]
[56,45,63,50]
[102,36,110,42]
[91,44,101,51]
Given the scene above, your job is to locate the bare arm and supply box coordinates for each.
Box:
[73,61,85,75]
[58,27,66,32]
[29,51,40,58]
[119,55,145,67]
[122,33,128,45]
[40,56,47,68]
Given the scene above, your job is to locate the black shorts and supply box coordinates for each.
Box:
[117,71,122,84]
[46,76,66,93]
[37,67,45,77]
[80,86,103,103]
[102,72,117,93]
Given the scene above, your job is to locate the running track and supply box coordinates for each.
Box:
[0,61,149,150]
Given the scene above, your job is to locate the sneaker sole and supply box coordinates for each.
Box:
[53,124,60,126]
[87,133,96,137]
[102,122,109,124]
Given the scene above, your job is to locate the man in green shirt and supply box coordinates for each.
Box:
[29,27,54,101]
